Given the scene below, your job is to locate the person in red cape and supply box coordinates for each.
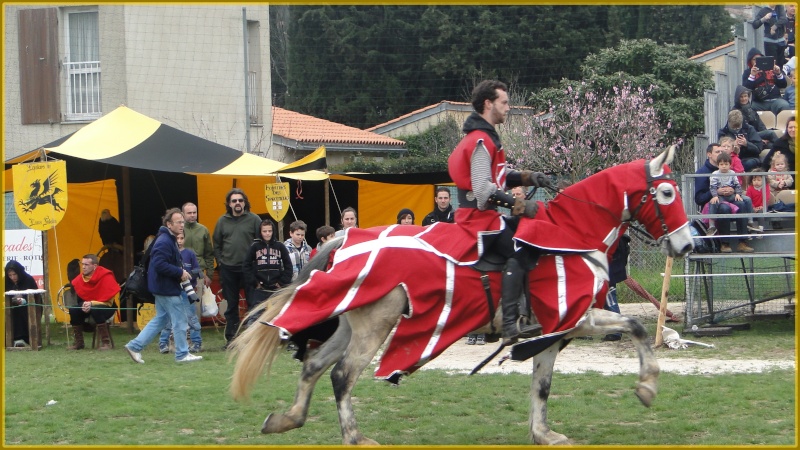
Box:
[68,253,120,350]
[447,79,550,345]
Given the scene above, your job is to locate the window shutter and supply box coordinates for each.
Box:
[18,8,60,125]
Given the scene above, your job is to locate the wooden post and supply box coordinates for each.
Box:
[654,257,674,347]
[123,167,135,333]
[26,293,40,351]
[5,296,13,349]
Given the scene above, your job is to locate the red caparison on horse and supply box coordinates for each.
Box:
[229,146,694,445]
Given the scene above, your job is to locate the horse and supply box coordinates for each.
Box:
[229,147,694,445]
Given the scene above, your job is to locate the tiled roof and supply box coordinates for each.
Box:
[272,107,404,147]
[366,101,471,131]
[690,41,734,60]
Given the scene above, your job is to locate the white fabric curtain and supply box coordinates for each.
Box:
[68,11,99,62]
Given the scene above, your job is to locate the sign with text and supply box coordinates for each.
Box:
[3,229,44,289]
[12,160,68,230]
[265,182,290,222]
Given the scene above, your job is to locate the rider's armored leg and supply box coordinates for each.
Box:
[501,249,541,346]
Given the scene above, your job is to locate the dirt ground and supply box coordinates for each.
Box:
[420,303,796,376]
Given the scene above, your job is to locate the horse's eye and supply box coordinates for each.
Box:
[655,184,677,205]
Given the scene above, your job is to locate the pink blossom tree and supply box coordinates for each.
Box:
[502,82,675,183]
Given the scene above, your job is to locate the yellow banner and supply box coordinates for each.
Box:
[12,160,68,230]
[265,182,290,222]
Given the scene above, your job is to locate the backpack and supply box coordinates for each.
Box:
[689,219,720,254]
[122,237,156,304]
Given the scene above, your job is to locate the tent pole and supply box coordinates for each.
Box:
[122,167,135,333]
[324,181,330,226]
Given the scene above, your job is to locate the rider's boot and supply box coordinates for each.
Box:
[501,257,526,346]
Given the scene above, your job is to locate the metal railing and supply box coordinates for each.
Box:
[248,70,260,124]
[64,60,102,121]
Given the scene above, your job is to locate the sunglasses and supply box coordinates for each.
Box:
[230,198,245,203]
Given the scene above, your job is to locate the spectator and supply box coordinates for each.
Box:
[67,254,120,351]
[158,232,203,354]
[763,115,796,171]
[125,208,202,363]
[707,152,756,252]
[335,207,358,237]
[694,144,754,254]
[421,187,455,226]
[767,151,795,198]
[511,186,528,198]
[4,260,43,348]
[745,168,771,232]
[396,208,415,225]
[783,61,796,108]
[213,188,261,349]
[181,202,214,304]
[718,109,763,172]
[718,136,746,186]
[786,3,796,59]
[284,220,311,281]
[310,225,336,260]
[753,4,789,69]
[742,47,791,114]
[732,85,779,147]
[242,219,292,326]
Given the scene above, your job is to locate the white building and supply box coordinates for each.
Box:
[4,4,271,159]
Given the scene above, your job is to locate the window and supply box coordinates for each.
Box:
[64,9,101,121]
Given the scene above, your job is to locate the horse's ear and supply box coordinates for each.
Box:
[648,145,676,177]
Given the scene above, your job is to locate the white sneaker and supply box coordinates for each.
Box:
[176,353,203,363]
[125,345,145,364]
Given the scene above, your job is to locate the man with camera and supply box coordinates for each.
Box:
[743,47,792,115]
[125,208,203,364]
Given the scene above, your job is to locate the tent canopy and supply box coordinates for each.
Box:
[5,106,327,180]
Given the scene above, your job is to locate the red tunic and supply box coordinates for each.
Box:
[71,266,121,303]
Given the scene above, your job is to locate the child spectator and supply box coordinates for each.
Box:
[708,152,757,252]
[243,219,292,313]
[767,151,794,198]
[284,220,311,281]
[719,136,746,186]
[746,169,771,232]
[310,225,336,260]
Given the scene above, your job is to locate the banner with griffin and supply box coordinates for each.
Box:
[13,160,67,230]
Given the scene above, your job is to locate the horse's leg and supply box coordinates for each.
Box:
[530,343,572,445]
[566,308,659,407]
[262,318,352,434]
[331,287,408,445]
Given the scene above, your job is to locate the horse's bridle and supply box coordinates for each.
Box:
[625,161,675,248]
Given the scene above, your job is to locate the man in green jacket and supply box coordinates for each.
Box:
[182,202,215,298]
[212,189,262,348]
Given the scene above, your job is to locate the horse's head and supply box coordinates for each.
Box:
[626,145,693,258]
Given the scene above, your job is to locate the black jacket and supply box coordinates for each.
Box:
[742,47,787,101]
[718,120,763,159]
[242,223,292,290]
[422,205,454,226]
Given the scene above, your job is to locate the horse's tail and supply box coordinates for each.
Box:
[228,236,345,401]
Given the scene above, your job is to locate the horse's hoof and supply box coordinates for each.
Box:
[262,413,302,434]
[533,430,571,445]
[635,382,657,407]
[343,435,380,445]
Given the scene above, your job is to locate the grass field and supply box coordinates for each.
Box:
[3,315,796,446]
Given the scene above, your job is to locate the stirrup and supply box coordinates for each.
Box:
[517,317,542,339]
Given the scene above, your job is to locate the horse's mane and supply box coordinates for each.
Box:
[296,236,344,282]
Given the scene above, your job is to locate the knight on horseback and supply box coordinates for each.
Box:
[448,80,550,345]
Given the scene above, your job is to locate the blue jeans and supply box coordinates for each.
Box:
[126,293,189,360]
[709,195,754,244]
[159,292,202,347]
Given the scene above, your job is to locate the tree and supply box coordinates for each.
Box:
[525,38,714,174]
[503,83,669,182]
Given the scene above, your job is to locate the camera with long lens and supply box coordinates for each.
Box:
[181,280,200,303]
